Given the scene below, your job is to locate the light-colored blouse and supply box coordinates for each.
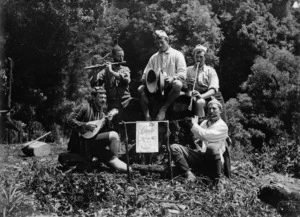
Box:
[186,64,219,93]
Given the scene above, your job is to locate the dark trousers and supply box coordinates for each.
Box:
[170,144,222,179]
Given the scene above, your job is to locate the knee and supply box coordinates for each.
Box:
[138,85,146,95]
[196,98,206,108]
[172,80,183,92]
[170,143,181,153]
[206,146,221,160]
[109,131,119,141]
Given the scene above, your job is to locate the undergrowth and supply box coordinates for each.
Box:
[5,159,278,216]
[0,141,292,216]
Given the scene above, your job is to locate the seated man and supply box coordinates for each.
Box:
[187,44,227,123]
[67,86,130,172]
[138,30,187,121]
[170,99,229,183]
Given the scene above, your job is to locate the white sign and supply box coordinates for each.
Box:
[136,121,159,153]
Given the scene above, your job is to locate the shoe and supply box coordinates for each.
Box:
[108,157,132,172]
[185,171,196,182]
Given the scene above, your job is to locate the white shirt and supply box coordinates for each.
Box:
[187,64,219,93]
[143,47,187,80]
[191,118,228,162]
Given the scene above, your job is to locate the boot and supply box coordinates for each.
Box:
[108,157,132,172]
[185,170,196,182]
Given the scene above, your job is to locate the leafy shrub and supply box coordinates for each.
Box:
[0,184,24,217]
[272,137,300,174]
[23,160,124,216]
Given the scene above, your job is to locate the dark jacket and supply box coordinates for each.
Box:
[91,65,132,110]
[67,101,111,160]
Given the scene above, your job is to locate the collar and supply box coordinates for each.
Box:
[193,63,206,71]
[207,116,221,127]
[112,63,124,71]
[159,46,171,54]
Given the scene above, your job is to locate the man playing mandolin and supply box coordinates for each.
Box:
[67,86,130,172]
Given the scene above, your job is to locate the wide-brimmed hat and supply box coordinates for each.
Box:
[145,68,165,95]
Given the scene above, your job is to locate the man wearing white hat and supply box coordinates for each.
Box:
[187,44,227,122]
[170,99,230,184]
[138,30,187,121]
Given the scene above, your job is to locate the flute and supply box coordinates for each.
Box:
[84,61,126,69]
[188,62,200,111]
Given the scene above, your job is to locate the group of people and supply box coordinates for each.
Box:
[67,30,230,184]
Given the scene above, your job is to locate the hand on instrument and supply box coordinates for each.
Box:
[192,90,202,99]
[107,113,114,121]
[191,115,199,126]
[106,62,113,73]
[85,123,96,132]
[165,76,174,85]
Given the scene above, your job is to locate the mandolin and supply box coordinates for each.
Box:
[80,108,118,139]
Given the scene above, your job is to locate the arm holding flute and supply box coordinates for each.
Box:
[85,61,126,70]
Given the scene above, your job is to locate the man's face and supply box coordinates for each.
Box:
[156,37,169,52]
[194,50,206,66]
[94,93,107,108]
[114,51,124,62]
[207,103,221,118]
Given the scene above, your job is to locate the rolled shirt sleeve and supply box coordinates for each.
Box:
[207,67,219,93]
[118,66,131,85]
[191,119,228,142]
[174,51,187,81]
[93,69,106,86]
[186,65,220,93]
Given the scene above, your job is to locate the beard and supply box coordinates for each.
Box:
[100,102,107,112]
[208,113,220,123]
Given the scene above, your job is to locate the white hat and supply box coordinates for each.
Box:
[208,98,222,110]
[155,30,168,39]
[193,44,208,54]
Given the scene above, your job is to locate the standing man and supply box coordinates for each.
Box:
[67,86,130,172]
[91,43,142,127]
[170,99,229,183]
[138,30,187,121]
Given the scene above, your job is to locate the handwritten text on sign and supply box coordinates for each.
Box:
[136,121,159,153]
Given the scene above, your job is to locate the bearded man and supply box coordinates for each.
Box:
[67,86,130,172]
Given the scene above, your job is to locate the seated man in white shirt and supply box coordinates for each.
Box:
[138,30,187,121]
[170,99,228,183]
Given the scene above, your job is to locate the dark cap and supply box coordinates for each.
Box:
[112,41,124,55]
